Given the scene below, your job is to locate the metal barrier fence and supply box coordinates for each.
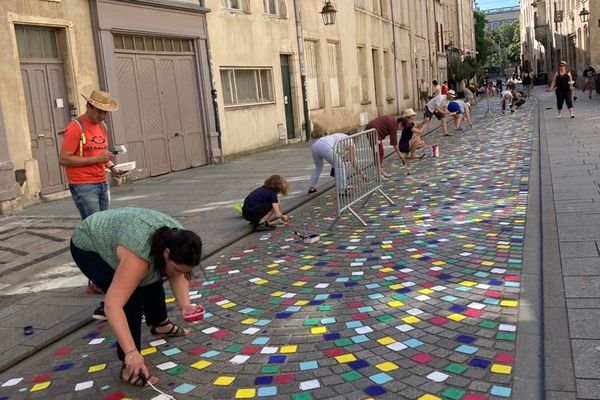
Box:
[331,128,394,227]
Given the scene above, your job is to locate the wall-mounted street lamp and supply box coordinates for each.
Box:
[320,1,337,25]
[579,7,590,23]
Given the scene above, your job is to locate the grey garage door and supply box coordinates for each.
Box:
[114,34,208,178]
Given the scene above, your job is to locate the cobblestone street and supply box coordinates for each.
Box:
[0,99,537,400]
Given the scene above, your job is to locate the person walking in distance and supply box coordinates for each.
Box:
[419,79,429,109]
[59,89,123,318]
[582,63,596,99]
[547,60,575,118]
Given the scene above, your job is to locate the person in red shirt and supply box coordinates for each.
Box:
[365,115,405,177]
[60,89,122,314]
[441,81,449,95]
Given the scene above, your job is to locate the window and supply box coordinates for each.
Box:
[263,0,277,15]
[327,42,344,107]
[220,68,274,106]
[305,40,323,109]
[113,34,193,53]
[222,0,240,10]
[357,46,369,103]
[15,26,59,59]
[383,51,394,99]
[401,60,409,99]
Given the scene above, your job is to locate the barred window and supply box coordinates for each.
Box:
[220,68,274,106]
[223,0,240,9]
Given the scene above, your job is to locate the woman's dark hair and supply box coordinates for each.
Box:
[149,227,202,278]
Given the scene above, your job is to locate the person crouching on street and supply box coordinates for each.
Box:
[399,109,427,160]
[242,174,289,231]
[69,207,203,388]
[446,90,473,131]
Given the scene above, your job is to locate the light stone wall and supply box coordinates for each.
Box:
[205,0,301,157]
[0,0,99,201]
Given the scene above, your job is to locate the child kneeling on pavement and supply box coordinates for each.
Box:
[242,174,290,231]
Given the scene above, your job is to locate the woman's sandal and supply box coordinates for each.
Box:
[150,319,189,337]
[120,363,157,387]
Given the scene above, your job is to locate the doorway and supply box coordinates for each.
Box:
[280,55,295,139]
[17,25,70,193]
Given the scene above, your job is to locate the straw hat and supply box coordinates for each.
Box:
[81,90,119,112]
[447,89,456,97]
[402,108,417,118]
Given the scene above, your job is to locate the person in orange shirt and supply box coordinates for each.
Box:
[60,89,123,317]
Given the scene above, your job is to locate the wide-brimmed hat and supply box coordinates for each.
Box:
[81,90,119,112]
[447,90,456,97]
[402,108,417,118]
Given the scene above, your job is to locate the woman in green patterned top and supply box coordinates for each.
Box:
[70,207,203,387]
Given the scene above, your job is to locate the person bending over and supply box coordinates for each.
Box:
[70,207,203,388]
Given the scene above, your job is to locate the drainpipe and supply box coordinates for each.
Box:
[425,0,434,75]
[457,0,464,53]
[389,0,401,114]
[293,0,311,142]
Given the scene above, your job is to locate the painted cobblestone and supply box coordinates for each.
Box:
[0,99,534,400]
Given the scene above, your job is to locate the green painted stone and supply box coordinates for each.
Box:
[392,294,407,301]
[317,305,332,311]
[444,363,467,374]
[441,388,465,399]
[496,332,516,341]
[303,319,319,326]
[291,392,313,400]
[335,338,353,347]
[341,370,362,382]
[249,309,266,316]
[479,320,498,329]
[261,365,280,374]
[377,314,395,323]
[167,365,187,376]
[224,344,244,353]
[269,298,284,305]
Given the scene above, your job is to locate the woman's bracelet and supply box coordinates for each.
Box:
[124,348,137,357]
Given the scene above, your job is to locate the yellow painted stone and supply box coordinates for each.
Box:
[497,245,510,249]
[500,300,518,307]
[425,232,435,236]
[267,263,278,268]
[300,265,313,270]
[463,244,476,248]
[432,261,446,266]
[280,345,298,353]
[165,297,176,303]
[418,288,434,294]
[381,245,392,249]
[267,270,279,275]
[30,381,51,392]
[322,241,334,245]
[418,394,441,400]
[271,291,285,297]
[387,300,404,308]
[389,284,404,290]
[292,281,306,286]
[302,255,315,259]
[377,337,395,345]
[491,364,512,374]
[447,313,466,322]
[222,302,236,308]
[481,261,495,267]
[235,388,256,398]
[381,267,394,272]
[214,376,236,385]
[140,347,157,356]
[376,361,399,372]
[411,254,423,259]
[402,316,421,324]
[191,360,212,370]
[88,364,106,373]
[294,300,309,306]
[241,318,258,325]
[335,354,357,363]
[459,281,477,287]
[311,326,327,334]
[254,279,267,285]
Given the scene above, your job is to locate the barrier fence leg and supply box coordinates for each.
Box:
[376,188,395,205]
[348,207,368,226]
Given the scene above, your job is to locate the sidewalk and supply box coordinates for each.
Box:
[536,86,600,399]
[0,115,443,372]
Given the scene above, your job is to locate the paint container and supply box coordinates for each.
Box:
[303,234,321,244]
[23,326,33,336]
[183,307,205,323]
[431,144,440,158]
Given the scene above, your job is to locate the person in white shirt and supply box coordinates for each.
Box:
[500,89,513,114]
[424,93,450,136]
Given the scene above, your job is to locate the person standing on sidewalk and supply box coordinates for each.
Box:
[582,63,596,99]
[547,60,575,118]
[69,207,203,387]
[59,89,123,317]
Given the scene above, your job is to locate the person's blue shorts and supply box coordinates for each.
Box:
[447,101,462,115]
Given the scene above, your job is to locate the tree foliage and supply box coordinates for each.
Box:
[474,9,489,65]
[448,56,482,83]
[489,20,521,70]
